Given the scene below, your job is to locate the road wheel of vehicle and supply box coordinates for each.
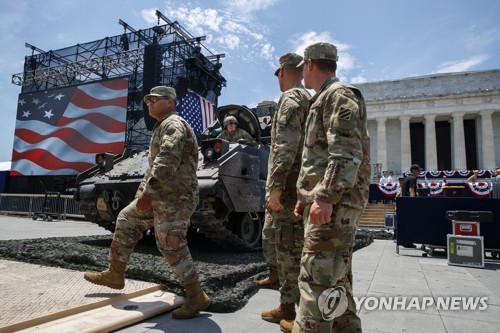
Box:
[236,212,262,248]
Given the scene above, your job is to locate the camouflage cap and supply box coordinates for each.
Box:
[143,86,176,103]
[223,115,238,127]
[274,53,303,76]
[296,42,338,67]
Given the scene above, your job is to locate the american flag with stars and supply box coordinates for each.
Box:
[178,89,216,133]
[11,78,128,176]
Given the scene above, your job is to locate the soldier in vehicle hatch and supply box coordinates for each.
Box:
[84,86,210,320]
[217,115,257,144]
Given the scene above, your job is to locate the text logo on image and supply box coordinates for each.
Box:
[318,286,348,321]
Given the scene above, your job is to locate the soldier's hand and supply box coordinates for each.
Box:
[309,198,332,225]
[136,193,153,211]
[294,201,305,218]
[265,188,284,211]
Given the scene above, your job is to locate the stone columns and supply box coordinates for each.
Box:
[376,117,387,171]
[480,110,496,169]
[424,114,437,170]
[452,112,467,170]
[400,116,411,172]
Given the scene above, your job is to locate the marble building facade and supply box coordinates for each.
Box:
[356,69,500,177]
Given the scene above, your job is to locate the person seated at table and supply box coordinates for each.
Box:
[396,176,405,197]
[379,171,392,184]
[467,170,479,183]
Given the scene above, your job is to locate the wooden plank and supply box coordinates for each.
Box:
[4,287,183,333]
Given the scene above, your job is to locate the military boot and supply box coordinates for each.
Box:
[254,266,279,289]
[84,259,126,289]
[172,281,211,319]
[279,319,294,333]
[261,303,295,323]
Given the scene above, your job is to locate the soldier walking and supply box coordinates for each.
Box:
[84,86,210,319]
[292,42,370,333]
[260,53,311,328]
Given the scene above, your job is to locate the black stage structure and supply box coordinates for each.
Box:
[10,10,226,194]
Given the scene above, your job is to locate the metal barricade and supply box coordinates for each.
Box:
[0,193,84,220]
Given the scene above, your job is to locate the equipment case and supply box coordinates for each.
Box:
[452,221,480,236]
[447,234,484,268]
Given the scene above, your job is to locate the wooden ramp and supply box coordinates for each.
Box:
[2,286,183,333]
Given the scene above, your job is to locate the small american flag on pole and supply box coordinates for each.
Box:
[178,89,215,133]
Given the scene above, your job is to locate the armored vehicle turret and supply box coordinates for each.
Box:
[75,104,273,250]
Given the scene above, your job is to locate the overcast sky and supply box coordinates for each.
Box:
[1,0,499,167]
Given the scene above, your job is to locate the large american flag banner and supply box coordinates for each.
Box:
[11,78,128,176]
[178,89,215,133]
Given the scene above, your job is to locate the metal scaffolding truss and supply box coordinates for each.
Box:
[12,10,226,150]
[12,47,145,89]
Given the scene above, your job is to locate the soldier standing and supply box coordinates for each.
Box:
[291,42,370,333]
[84,86,210,319]
[260,53,311,327]
[254,211,279,288]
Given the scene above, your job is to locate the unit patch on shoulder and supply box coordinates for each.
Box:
[339,108,352,121]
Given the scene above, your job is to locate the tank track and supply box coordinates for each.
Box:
[191,211,257,252]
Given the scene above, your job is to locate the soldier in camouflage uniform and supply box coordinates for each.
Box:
[260,53,311,325]
[217,115,257,144]
[84,86,210,320]
[254,211,279,288]
[288,43,370,333]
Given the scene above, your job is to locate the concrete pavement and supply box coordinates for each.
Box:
[1,215,499,332]
[115,240,500,333]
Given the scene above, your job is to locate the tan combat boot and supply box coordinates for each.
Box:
[83,259,126,290]
[172,281,211,319]
[280,318,294,333]
[254,266,279,289]
[261,303,295,323]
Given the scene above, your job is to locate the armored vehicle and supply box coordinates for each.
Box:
[74,104,272,250]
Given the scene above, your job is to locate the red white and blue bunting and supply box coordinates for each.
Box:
[403,169,495,179]
[465,182,493,198]
[423,182,445,196]
[375,181,493,198]
[377,182,399,197]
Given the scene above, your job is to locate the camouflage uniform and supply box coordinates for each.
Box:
[217,127,256,143]
[261,211,277,268]
[266,82,311,305]
[294,75,370,332]
[110,112,200,286]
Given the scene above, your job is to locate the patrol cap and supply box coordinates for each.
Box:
[223,115,238,127]
[410,164,422,171]
[297,42,339,67]
[274,53,304,76]
[143,86,176,103]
